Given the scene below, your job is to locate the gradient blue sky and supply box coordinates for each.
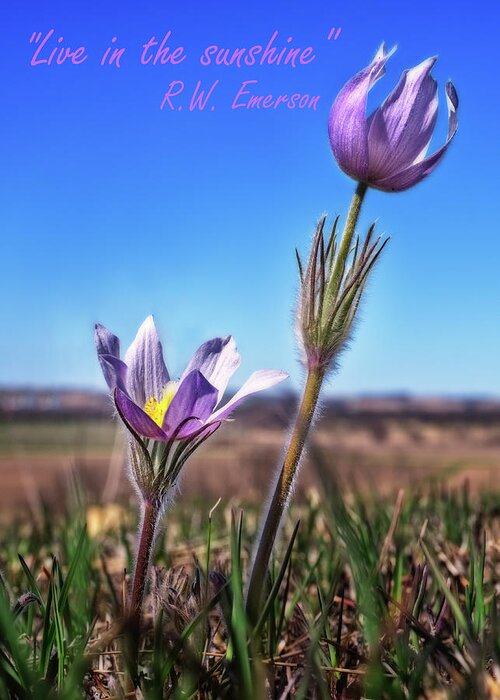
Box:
[1,0,498,396]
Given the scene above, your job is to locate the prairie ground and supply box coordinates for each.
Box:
[1,400,500,697]
[0,399,499,514]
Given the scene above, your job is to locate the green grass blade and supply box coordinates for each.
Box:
[18,554,46,617]
[421,539,472,643]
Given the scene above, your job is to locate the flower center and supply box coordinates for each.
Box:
[144,381,179,427]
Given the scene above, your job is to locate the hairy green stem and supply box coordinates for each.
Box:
[326,181,368,303]
[340,181,368,256]
[246,366,324,622]
[245,182,368,624]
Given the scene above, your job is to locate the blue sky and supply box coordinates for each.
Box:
[0,0,499,396]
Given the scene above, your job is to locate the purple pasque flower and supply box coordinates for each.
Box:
[95,316,287,446]
[328,44,458,192]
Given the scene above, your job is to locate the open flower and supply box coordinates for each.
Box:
[95,316,287,447]
[95,318,286,655]
[328,44,458,192]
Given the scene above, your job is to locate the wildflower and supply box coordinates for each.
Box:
[95,316,287,681]
[328,45,458,192]
[248,43,459,620]
[95,316,287,499]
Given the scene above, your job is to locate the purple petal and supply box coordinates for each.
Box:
[99,354,128,393]
[209,369,288,423]
[162,370,218,438]
[95,324,121,390]
[375,81,458,192]
[173,417,221,443]
[185,421,221,444]
[328,44,396,181]
[367,57,438,180]
[124,316,170,407]
[95,323,120,357]
[180,336,241,404]
[115,387,168,441]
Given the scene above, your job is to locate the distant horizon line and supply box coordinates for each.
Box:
[1,384,500,403]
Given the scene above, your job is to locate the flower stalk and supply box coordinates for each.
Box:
[126,498,160,680]
[330,181,368,290]
[129,499,160,635]
[246,183,385,622]
[246,365,324,622]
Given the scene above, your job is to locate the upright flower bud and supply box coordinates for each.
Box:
[328,45,459,192]
[296,214,388,372]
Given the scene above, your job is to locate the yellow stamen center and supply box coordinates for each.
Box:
[144,381,179,427]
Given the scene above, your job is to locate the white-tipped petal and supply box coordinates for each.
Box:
[125,316,170,406]
[209,369,288,422]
